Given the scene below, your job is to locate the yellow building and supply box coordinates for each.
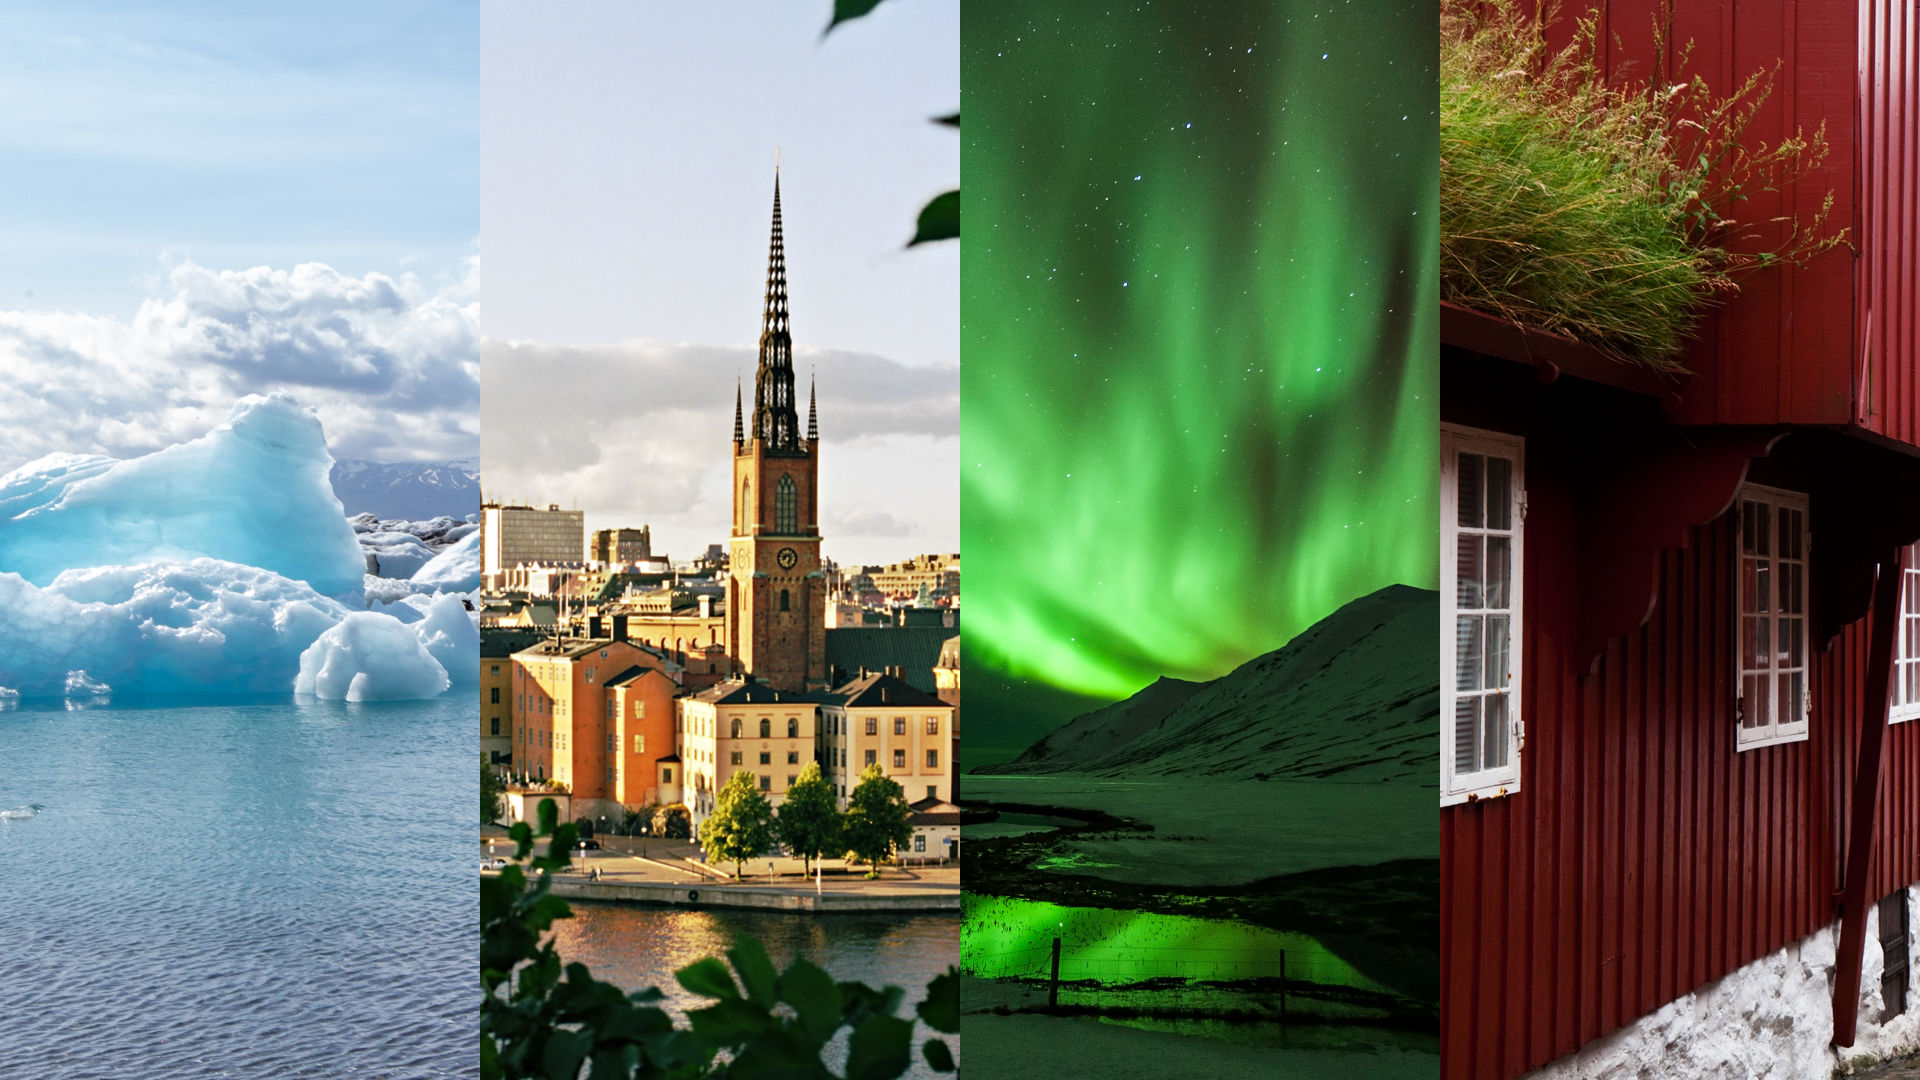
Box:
[820,671,954,806]
[676,676,819,823]
[482,628,543,766]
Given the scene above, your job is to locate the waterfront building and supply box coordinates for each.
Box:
[818,671,953,806]
[509,638,676,810]
[482,627,543,765]
[675,676,819,821]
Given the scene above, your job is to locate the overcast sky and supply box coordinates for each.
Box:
[480,0,958,567]
[0,2,479,471]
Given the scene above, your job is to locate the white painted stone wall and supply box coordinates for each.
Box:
[1525,885,1920,1079]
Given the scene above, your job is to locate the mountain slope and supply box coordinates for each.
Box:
[996,585,1439,785]
[330,458,478,519]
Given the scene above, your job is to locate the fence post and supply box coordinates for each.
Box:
[1048,936,1061,1008]
[1279,949,1287,1021]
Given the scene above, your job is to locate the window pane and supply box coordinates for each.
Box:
[1757,614,1772,672]
[1454,696,1480,774]
[1742,616,1761,672]
[1457,535,1485,609]
[1784,670,1803,724]
[1742,674,1762,729]
[1754,675,1773,730]
[1483,694,1509,771]
[1486,536,1511,609]
[1785,616,1802,669]
[1456,615,1483,692]
[1780,507,1802,561]
[1742,501,1759,556]
[1755,501,1770,557]
[1742,557,1760,615]
[1458,452,1484,528]
[1486,456,1512,530]
[1485,615,1510,691]
[1784,563,1802,617]
[1756,563,1771,614]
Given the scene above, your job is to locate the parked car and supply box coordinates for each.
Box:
[480,857,508,870]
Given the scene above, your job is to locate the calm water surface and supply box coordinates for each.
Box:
[0,696,474,1079]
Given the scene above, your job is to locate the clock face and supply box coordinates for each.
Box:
[776,547,798,571]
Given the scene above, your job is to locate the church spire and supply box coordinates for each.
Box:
[733,375,744,444]
[752,169,801,452]
[807,371,818,442]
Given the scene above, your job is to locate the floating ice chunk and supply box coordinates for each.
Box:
[411,528,480,592]
[361,530,436,579]
[64,670,110,697]
[0,394,366,597]
[412,592,478,685]
[0,560,352,698]
[444,522,479,542]
[295,612,451,701]
[0,686,17,710]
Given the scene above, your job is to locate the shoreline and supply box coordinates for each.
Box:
[548,876,961,912]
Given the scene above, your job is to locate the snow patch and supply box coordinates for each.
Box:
[1525,890,1920,1079]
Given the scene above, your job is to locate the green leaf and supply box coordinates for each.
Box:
[826,0,887,35]
[540,1028,591,1080]
[777,956,842,1043]
[536,798,559,835]
[845,1015,913,1080]
[687,998,776,1044]
[676,956,740,1000]
[933,112,958,127]
[728,936,780,1008]
[908,190,958,246]
[915,968,960,1034]
[922,1038,956,1072]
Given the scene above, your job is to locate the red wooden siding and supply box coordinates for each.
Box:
[1440,428,1920,1080]
[1859,0,1920,444]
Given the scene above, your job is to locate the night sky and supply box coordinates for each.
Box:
[962,1,1440,766]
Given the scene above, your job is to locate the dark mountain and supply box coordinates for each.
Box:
[330,458,479,520]
[995,585,1439,785]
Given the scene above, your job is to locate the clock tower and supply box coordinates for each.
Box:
[728,172,827,691]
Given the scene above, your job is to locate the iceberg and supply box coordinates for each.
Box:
[0,560,352,697]
[295,612,451,702]
[64,671,111,697]
[411,528,480,592]
[0,394,366,598]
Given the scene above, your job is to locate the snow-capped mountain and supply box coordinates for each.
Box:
[998,584,1440,785]
[329,458,479,519]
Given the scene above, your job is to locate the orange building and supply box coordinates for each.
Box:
[510,638,678,812]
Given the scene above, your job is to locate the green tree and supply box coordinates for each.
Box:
[775,762,842,875]
[703,770,775,879]
[482,761,504,823]
[481,798,958,1080]
[842,765,912,879]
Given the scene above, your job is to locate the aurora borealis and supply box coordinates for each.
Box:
[962,1,1440,762]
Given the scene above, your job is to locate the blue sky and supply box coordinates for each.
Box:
[0,2,479,468]
[480,1,958,565]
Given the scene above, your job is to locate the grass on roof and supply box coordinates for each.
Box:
[1441,1,1845,372]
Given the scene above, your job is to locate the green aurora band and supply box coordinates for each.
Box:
[962,2,1439,757]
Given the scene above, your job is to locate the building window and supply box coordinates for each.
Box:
[1441,425,1524,805]
[490,687,501,704]
[893,749,906,769]
[787,775,797,787]
[926,717,939,735]
[926,785,936,800]
[780,588,790,612]
[787,750,799,764]
[926,749,938,768]
[731,751,743,765]
[894,718,906,736]
[787,717,799,738]
[759,775,771,792]
[606,766,616,783]
[1737,484,1811,749]
[731,718,742,739]
[585,667,594,683]
[1894,545,1920,723]
[606,734,617,752]
[634,734,645,753]
[634,701,646,719]
[759,751,771,765]
[490,718,500,736]
[776,475,797,534]
[865,717,878,736]
[865,749,876,767]
[491,664,500,675]
[913,835,926,853]
[663,767,673,783]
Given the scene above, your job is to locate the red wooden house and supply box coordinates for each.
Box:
[1441,2,1920,1076]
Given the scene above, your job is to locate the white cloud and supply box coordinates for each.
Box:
[0,257,478,470]
[481,337,956,564]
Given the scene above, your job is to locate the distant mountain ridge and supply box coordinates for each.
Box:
[994,584,1439,785]
[330,458,479,520]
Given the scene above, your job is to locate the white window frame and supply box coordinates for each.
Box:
[1735,483,1811,749]
[1441,424,1525,806]
[1893,543,1920,723]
